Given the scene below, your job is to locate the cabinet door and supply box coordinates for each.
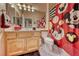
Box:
[26,37,39,53]
[7,39,24,56]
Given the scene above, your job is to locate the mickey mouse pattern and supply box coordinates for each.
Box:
[49,3,79,56]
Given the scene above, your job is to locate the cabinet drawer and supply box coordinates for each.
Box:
[33,32,40,36]
[5,32,16,39]
[17,32,33,38]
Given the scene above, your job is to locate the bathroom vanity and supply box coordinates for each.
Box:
[3,31,41,56]
[0,3,47,56]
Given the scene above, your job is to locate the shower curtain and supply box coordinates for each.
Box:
[49,3,79,56]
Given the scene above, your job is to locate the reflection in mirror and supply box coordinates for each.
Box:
[24,18,32,28]
[6,3,47,31]
[12,17,22,26]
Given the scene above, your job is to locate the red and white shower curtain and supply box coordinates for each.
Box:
[49,3,79,56]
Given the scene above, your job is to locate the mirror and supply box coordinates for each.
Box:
[6,3,47,30]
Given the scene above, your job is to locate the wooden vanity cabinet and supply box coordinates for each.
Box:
[26,37,39,53]
[4,31,41,56]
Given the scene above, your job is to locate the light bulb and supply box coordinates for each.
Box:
[28,8,30,11]
[19,6,22,10]
[27,5,30,9]
[17,3,21,7]
[32,7,34,9]
[24,8,26,10]
[31,6,35,12]
[32,9,35,12]
[11,4,14,8]
[23,4,26,7]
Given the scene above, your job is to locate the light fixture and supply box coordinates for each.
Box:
[31,7,35,12]
[19,6,22,10]
[27,5,30,9]
[32,9,35,12]
[28,8,30,11]
[11,4,15,8]
[17,3,21,7]
[16,4,35,12]
[32,7,34,9]
[23,4,26,8]
[24,8,26,10]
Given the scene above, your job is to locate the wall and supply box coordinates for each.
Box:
[0,31,5,56]
[0,4,6,56]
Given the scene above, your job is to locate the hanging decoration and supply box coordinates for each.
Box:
[56,3,74,20]
[70,11,79,28]
[49,3,79,56]
[0,12,11,28]
[37,16,46,28]
[49,6,56,18]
